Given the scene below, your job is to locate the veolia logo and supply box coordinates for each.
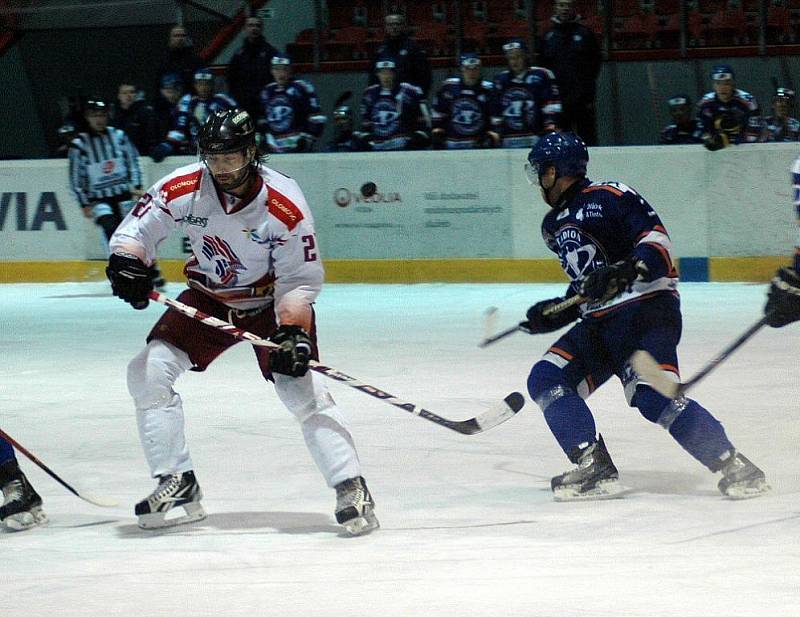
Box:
[0,192,67,230]
[333,188,402,207]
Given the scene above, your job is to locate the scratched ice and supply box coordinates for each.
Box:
[1,282,797,617]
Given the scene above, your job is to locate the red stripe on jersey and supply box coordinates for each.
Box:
[582,185,623,197]
[549,346,573,361]
[162,170,202,203]
[268,185,304,231]
[658,363,680,377]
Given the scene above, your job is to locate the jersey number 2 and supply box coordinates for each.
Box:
[302,235,317,262]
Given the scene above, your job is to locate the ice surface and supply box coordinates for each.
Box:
[1,282,798,617]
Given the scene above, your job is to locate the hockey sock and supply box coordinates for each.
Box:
[637,386,733,470]
[529,361,597,456]
[0,438,15,467]
[666,400,733,470]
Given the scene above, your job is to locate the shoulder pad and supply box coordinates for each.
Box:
[160,169,202,204]
[268,185,304,231]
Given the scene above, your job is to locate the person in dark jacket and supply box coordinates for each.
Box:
[155,25,203,97]
[368,13,432,97]
[110,81,157,155]
[537,0,602,145]
[226,16,280,123]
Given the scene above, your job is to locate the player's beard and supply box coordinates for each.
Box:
[212,164,251,193]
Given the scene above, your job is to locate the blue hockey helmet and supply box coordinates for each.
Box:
[525,131,589,185]
[710,64,735,81]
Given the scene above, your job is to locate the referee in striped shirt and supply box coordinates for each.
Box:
[69,97,164,287]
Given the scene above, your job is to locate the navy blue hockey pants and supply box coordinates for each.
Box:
[527,293,733,470]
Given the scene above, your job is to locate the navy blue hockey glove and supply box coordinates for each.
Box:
[149,142,173,163]
[269,325,313,377]
[521,297,580,334]
[765,266,800,328]
[579,258,644,303]
[106,253,153,310]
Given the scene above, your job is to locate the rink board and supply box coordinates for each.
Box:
[0,144,795,282]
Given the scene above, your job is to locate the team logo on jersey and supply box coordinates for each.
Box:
[102,160,116,174]
[451,97,483,136]
[370,99,400,137]
[242,227,287,248]
[201,235,246,286]
[267,94,295,132]
[183,214,208,227]
[501,88,535,130]
[555,226,607,279]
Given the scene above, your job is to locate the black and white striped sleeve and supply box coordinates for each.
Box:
[67,137,90,207]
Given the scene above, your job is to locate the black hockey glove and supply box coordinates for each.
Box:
[579,258,645,303]
[269,325,313,377]
[106,253,153,310]
[765,266,800,328]
[520,297,580,334]
[703,131,728,151]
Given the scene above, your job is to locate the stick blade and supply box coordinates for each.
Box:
[456,392,525,434]
[630,350,681,399]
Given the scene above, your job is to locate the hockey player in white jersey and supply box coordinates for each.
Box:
[106,109,378,535]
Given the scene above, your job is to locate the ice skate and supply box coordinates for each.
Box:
[135,470,206,529]
[334,476,379,536]
[551,435,630,502]
[717,451,770,499]
[0,462,48,531]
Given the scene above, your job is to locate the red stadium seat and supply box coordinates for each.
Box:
[615,13,659,48]
[767,6,792,43]
[462,21,490,54]
[325,26,368,61]
[707,9,748,45]
[414,22,451,57]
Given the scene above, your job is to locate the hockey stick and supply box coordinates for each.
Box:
[0,428,118,508]
[630,315,770,400]
[479,295,586,348]
[149,291,525,434]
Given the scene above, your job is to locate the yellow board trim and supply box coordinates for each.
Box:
[708,256,788,282]
[0,257,788,284]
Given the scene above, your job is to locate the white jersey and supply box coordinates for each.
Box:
[110,162,323,312]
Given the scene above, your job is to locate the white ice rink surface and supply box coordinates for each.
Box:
[1,282,798,617]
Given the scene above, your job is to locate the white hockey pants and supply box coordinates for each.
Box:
[127,339,361,485]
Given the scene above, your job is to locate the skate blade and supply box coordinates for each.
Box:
[4,506,49,531]
[138,502,207,530]
[723,480,772,500]
[342,511,380,536]
[553,480,632,502]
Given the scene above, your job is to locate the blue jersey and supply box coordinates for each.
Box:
[790,156,800,271]
[359,82,429,151]
[491,67,561,148]
[541,178,678,320]
[175,93,237,148]
[260,79,326,153]
[659,120,704,145]
[696,89,761,144]
[762,115,800,142]
[431,77,495,149]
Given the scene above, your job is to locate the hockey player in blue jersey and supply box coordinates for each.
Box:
[0,437,47,530]
[431,53,499,149]
[659,94,704,145]
[760,87,800,142]
[490,39,561,148]
[521,131,770,501]
[359,58,431,151]
[764,154,800,327]
[259,54,327,153]
[697,64,762,151]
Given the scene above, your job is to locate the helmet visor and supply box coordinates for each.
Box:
[524,161,541,185]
